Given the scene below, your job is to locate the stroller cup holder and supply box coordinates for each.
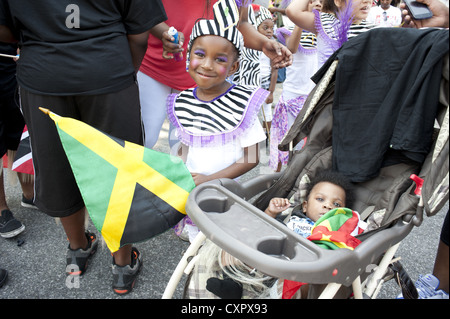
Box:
[193,185,317,263]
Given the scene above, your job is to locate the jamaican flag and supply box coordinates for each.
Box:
[40,108,195,252]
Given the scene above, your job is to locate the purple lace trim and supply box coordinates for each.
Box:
[269,94,307,170]
[314,9,341,57]
[280,0,293,8]
[235,0,251,8]
[275,27,317,56]
[167,86,269,148]
[335,0,354,47]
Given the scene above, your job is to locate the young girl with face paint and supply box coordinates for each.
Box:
[167,18,269,243]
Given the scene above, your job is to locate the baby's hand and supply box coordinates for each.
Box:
[265,198,291,218]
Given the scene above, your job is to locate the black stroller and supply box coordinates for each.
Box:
[163,27,449,299]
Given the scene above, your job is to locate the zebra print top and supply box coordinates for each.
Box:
[167,84,268,147]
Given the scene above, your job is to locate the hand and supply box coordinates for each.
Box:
[265,198,291,218]
[400,0,449,29]
[191,173,210,186]
[161,30,185,60]
[262,40,293,69]
[14,48,20,62]
[265,92,274,104]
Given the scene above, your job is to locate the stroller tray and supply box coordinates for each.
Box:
[185,180,405,285]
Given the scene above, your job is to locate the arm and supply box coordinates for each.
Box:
[239,6,293,69]
[264,198,291,218]
[285,25,303,54]
[268,6,286,15]
[127,31,151,73]
[285,0,317,34]
[400,0,449,28]
[265,62,278,104]
[191,144,260,186]
[0,25,16,43]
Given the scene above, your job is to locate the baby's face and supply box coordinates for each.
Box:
[302,182,346,222]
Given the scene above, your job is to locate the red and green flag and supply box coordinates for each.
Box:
[282,208,365,299]
[40,108,195,252]
[307,207,364,250]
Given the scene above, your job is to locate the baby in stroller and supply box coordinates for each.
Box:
[186,170,366,299]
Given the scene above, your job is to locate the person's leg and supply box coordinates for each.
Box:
[0,172,8,212]
[17,172,34,203]
[0,172,25,238]
[433,211,449,293]
[433,240,449,293]
[112,245,132,266]
[60,207,88,250]
[137,71,172,148]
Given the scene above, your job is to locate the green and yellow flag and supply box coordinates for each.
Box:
[40,108,195,252]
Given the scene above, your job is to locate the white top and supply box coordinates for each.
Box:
[186,120,266,175]
[367,5,402,27]
[283,32,318,97]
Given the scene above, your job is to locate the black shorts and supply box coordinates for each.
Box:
[19,83,143,218]
[0,92,25,157]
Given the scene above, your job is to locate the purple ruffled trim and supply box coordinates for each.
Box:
[235,0,251,8]
[335,0,354,47]
[269,95,307,170]
[167,86,269,148]
[314,9,341,55]
[280,0,293,8]
[275,27,289,46]
[275,27,317,56]
[298,42,317,56]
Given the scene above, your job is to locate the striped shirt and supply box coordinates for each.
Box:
[174,85,255,135]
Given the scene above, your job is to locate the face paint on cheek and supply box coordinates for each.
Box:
[217,65,228,75]
[189,59,201,69]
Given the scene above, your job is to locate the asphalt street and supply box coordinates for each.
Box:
[1,84,448,301]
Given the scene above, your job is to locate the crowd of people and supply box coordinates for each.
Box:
[0,0,448,299]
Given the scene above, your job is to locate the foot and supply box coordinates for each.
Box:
[0,209,25,238]
[21,194,37,209]
[112,247,142,295]
[66,231,98,276]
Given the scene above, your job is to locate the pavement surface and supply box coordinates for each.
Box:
[1,84,448,301]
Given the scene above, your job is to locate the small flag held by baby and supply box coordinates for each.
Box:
[40,108,196,252]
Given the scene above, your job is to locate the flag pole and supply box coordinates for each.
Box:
[39,107,50,115]
[0,53,19,59]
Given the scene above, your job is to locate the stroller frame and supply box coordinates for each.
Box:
[163,29,449,299]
